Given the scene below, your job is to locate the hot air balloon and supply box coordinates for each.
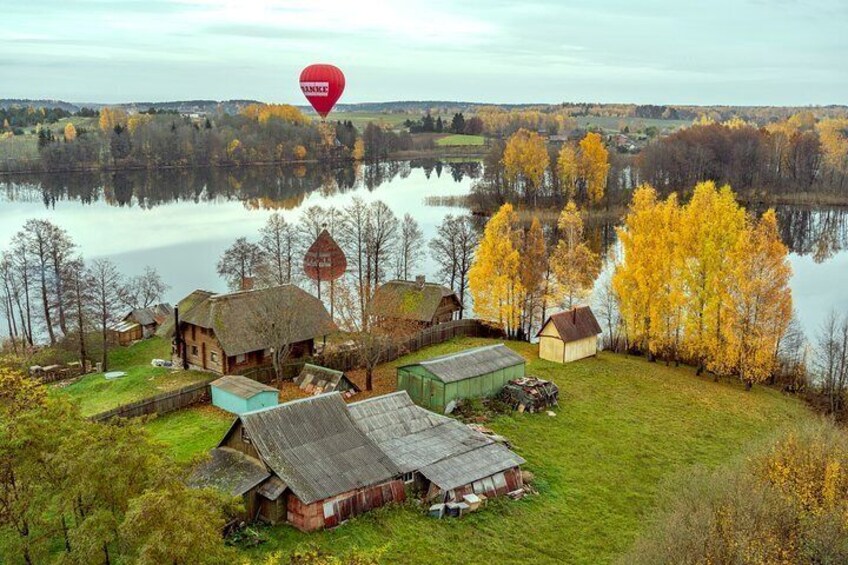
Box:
[299,64,345,119]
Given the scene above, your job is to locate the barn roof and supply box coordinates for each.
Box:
[229,393,399,504]
[179,285,336,357]
[108,320,140,333]
[400,344,525,383]
[372,280,461,323]
[349,391,525,489]
[211,375,278,400]
[188,447,270,497]
[537,306,602,342]
[127,303,172,327]
[294,364,360,394]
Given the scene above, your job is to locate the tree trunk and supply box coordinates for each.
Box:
[365,366,373,391]
[101,321,108,372]
[39,266,56,345]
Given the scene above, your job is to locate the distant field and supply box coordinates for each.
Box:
[436,134,486,146]
[574,115,690,133]
[0,116,99,164]
[325,111,412,130]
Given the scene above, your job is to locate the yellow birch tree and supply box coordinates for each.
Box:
[469,203,524,337]
[502,129,549,203]
[579,132,609,205]
[550,201,599,309]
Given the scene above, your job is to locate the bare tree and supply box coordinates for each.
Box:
[216,238,264,291]
[45,222,75,337]
[593,267,622,352]
[0,254,18,352]
[394,213,424,281]
[429,215,477,318]
[121,266,168,309]
[20,219,56,345]
[814,310,848,417]
[299,205,342,242]
[365,200,398,299]
[259,213,301,286]
[244,290,302,386]
[63,257,93,366]
[86,259,124,372]
[338,198,371,324]
[10,232,34,344]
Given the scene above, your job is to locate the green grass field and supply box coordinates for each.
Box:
[0,116,99,166]
[435,134,486,146]
[144,337,815,564]
[54,337,210,417]
[326,111,413,130]
[574,115,690,134]
[145,405,234,463]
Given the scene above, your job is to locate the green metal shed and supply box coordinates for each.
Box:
[210,375,279,415]
[396,344,525,414]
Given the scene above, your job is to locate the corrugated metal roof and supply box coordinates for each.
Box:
[419,442,525,492]
[109,320,140,333]
[536,306,602,342]
[211,375,278,399]
[401,344,526,383]
[188,447,270,496]
[349,391,525,489]
[237,393,399,504]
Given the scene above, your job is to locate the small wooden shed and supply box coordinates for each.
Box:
[294,364,360,398]
[537,306,602,364]
[107,320,143,346]
[210,375,279,415]
[396,344,526,414]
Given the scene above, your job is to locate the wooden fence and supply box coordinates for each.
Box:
[240,318,505,383]
[93,318,503,421]
[89,379,214,423]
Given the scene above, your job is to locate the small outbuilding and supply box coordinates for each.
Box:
[210,375,279,415]
[537,306,602,364]
[124,303,172,338]
[107,320,143,346]
[294,363,360,398]
[372,277,462,327]
[396,344,526,414]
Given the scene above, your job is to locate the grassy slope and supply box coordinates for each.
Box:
[145,405,234,463]
[186,337,809,564]
[54,337,210,416]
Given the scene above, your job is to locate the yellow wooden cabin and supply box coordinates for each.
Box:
[537,306,602,364]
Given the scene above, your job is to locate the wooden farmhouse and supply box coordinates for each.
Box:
[190,393,405,531]
[210,375,279,415]
[172,285,336,375]
[372,277,462,328]
[537,306,602,364]
[126,303,172,337]
[396,344,526,414]
[190,391,526,530]
[349,391,525,502]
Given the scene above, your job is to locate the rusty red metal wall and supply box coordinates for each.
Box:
[286,479,405,532]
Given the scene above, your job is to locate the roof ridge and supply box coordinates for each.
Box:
[419,343,506,365]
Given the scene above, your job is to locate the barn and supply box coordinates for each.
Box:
[210,375,279,415]
[537,306,602,364]
[107,320,143,346]
[190,393,404,531]
[396,344,526,413]
[349,391,525,502]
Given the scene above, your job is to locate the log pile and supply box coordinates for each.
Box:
[498,376,559,413]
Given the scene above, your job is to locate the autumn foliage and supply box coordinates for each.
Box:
[613,182,793,388]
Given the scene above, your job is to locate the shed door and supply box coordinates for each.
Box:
[428,379,440,410]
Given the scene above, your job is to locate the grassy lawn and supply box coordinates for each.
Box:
[167,337,809,564]
[145,405,234,463]
[435,134,486,146]
[54,337,211,417]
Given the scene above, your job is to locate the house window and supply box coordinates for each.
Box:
[191,345,198,357]
[236,354,247,364]
[402,471,415,484]
[210,352,218,363]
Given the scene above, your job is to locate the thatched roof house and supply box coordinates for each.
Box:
[124,303,172,337]
[372,278,461,326]
[349,391,525,500]
[191,393,404,530]
[537,306,602,364]
[173,285,336,375]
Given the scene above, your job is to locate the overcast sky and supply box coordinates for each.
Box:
[3,0,846,106]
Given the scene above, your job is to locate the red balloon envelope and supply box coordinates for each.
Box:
[299,64,345,118]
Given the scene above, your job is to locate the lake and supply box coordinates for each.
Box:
[1,162,847,340]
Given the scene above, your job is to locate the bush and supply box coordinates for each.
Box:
[622,421,848,564]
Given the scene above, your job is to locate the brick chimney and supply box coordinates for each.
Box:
[415,275,426,289]
[241,276,255,291]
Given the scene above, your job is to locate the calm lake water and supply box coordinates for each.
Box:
[1,162,846,340]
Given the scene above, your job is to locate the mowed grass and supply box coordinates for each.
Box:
[145,405,234,463]
[197,337,811,565]
[435,134,486,146]
[54,337,211,417]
